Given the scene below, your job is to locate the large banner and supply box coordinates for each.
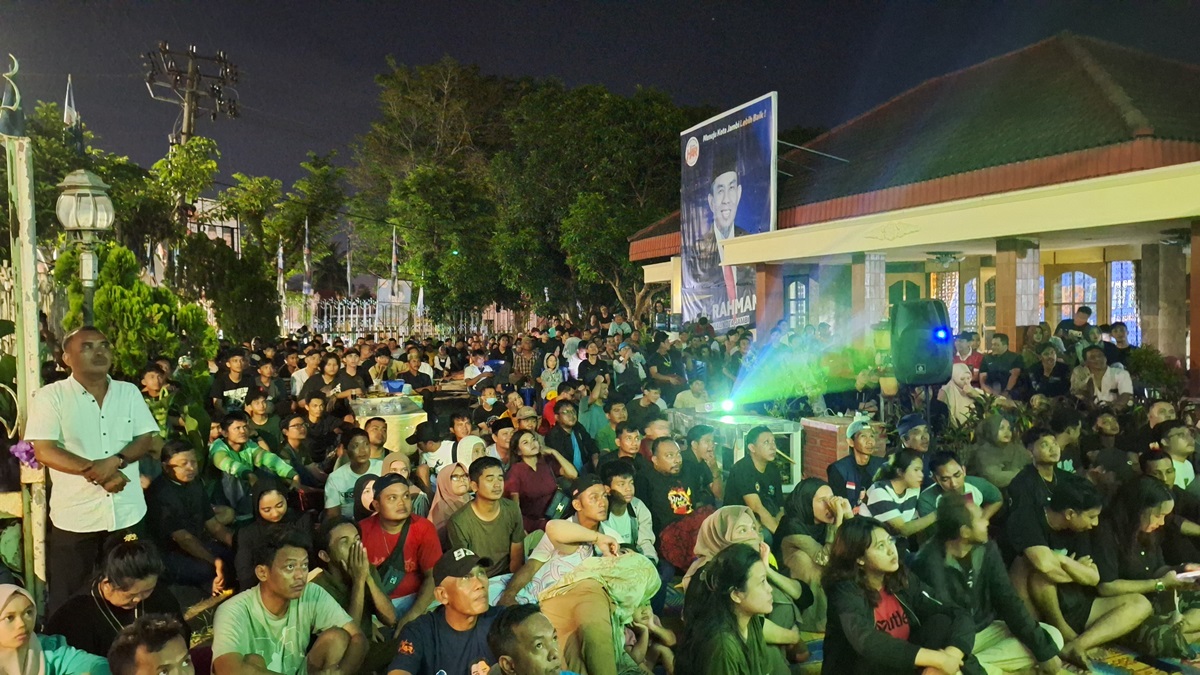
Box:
[680,92,777,332]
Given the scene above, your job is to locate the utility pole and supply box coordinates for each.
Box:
[142,42,239,271]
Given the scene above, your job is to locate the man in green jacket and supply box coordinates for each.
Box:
[913,493,1062,674]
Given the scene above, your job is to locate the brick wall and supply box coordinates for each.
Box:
[801,415,888,480]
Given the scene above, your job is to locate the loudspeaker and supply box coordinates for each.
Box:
[891,299,953,385]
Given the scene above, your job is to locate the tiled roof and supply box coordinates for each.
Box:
[776,32,1200,219]
[630,32,1200,261]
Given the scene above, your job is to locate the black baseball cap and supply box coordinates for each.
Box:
[433,548,492,585]
[406,421,440,445]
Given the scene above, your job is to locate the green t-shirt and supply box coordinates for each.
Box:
[447,498,525,577]
[212,583,352,675]
[248,415,283,453]
[916,476,1002,517]
[595,425,617,453]
[700,615,773,675]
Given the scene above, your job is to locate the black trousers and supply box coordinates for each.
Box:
[47,520,138,616]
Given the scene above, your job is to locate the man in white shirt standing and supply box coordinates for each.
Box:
[27,326,160,614]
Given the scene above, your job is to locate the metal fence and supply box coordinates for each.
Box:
[0,261,65,356]
[283,295,542,341]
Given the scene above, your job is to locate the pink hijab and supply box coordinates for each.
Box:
[428,462,471,530]
[682,506,761,590]
[0,585,42,675]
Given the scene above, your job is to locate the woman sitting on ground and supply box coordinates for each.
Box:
[1092,475,1200,658]
[683,506,809,665]
[0,584,110,674]
[678,543,793,675]
[233,477,313,590]
[863,450,935,551]
[45,536,186,659]
[775,478,854,631]
[822,517,977,675]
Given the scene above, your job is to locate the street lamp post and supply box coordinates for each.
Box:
[56,169,114,324]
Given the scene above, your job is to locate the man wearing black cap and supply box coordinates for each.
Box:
[387,548,501,675]
[897,412,935,487]
[406,421,443,495]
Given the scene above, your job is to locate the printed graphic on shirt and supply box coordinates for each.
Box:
[667,486,693,515]
[222,385,251,410]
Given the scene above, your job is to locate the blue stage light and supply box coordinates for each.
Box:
[934,328,948,340]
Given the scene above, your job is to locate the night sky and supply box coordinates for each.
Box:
[1,1,1198,187]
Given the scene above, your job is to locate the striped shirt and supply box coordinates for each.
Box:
[864,481,921,524]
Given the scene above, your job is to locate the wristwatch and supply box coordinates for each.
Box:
[115,452,131,470]
[1155,580,1166,593]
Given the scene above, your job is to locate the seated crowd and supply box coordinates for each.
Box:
[21,306,1200,675]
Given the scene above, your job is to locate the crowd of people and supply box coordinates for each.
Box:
[11,299,1196,675]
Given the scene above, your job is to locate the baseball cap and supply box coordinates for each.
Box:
[433,548,492,585]
[516,406,539,420]
[618,341,632,352]
[569,474,605,499]
[847,419,872,441]
[896,413,927,439]
[405,421,440,445]
[372,472,410,499]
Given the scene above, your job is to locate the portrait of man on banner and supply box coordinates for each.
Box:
[680,92,777,332]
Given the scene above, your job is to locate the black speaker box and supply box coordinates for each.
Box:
[891,299,953,385]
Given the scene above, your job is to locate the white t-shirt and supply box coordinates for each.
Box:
[1175,459,1196,491]
[606,509,633,545]
[291,369,312,397]
[864,481,921,524]
[1093,367,1133,403]
[323,459,384,517]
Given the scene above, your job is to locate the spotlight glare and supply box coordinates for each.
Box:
[721,399,735,412]
[934,328,948,340]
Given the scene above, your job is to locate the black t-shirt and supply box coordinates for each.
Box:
[725,455,783,517]
[1006,464,1073,515]
[1055,319,1091,344]
[1007,502,1093,560]
[682,449,716,508]
[635,464,699,535]
[388,605,501,675]
[397,370,433,390]
[44,581,186,657]
[1092,519,1159,582]
[980,351,1023,390]
[145,475,212,552]
[1028,362,1071,398]
[471,403,501,430]
[209,372,254,413]
[577,358,611,386]
[299,373,343,402]
[340,368,369,392]
[645,350,684,381]
[1102,342,1135,368]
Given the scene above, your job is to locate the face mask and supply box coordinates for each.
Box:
[485,397,498,406]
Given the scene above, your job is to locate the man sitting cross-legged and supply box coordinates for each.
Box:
[447,456,527,603]
[212,528,366,675]
[1006,475,1151,667]
[913,493,1063,675]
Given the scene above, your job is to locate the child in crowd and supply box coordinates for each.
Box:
[625,603,676,675]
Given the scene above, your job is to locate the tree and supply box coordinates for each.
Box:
[151,136,220,210]
[172,233,281,343]
[350,58,528,315]
[492,84,689,318]
[54,243,217,376]
[263,152,345,277]
[213,172,283,258]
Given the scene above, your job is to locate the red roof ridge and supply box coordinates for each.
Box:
[628,209,679,242]
[1071,32,1200,76]
[1061,32,1154,138]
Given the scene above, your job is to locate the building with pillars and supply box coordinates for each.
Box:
[630,32,1200,383]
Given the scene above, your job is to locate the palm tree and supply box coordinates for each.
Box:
[312,241,348,294]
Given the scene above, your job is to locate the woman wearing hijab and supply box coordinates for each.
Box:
[232,477,313,590]
[44,536,185,660]
[427,461,471,532]
[938,363,983,427]
[353,473,380,521]
[682,506,810,666]
[0,584,109,674]
[382,451,430,516]
[967,414,1030,490]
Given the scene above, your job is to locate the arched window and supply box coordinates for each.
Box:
[888,280,921,305]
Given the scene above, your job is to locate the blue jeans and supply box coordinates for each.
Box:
[651,557,674,615]
[164,541,234,590]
